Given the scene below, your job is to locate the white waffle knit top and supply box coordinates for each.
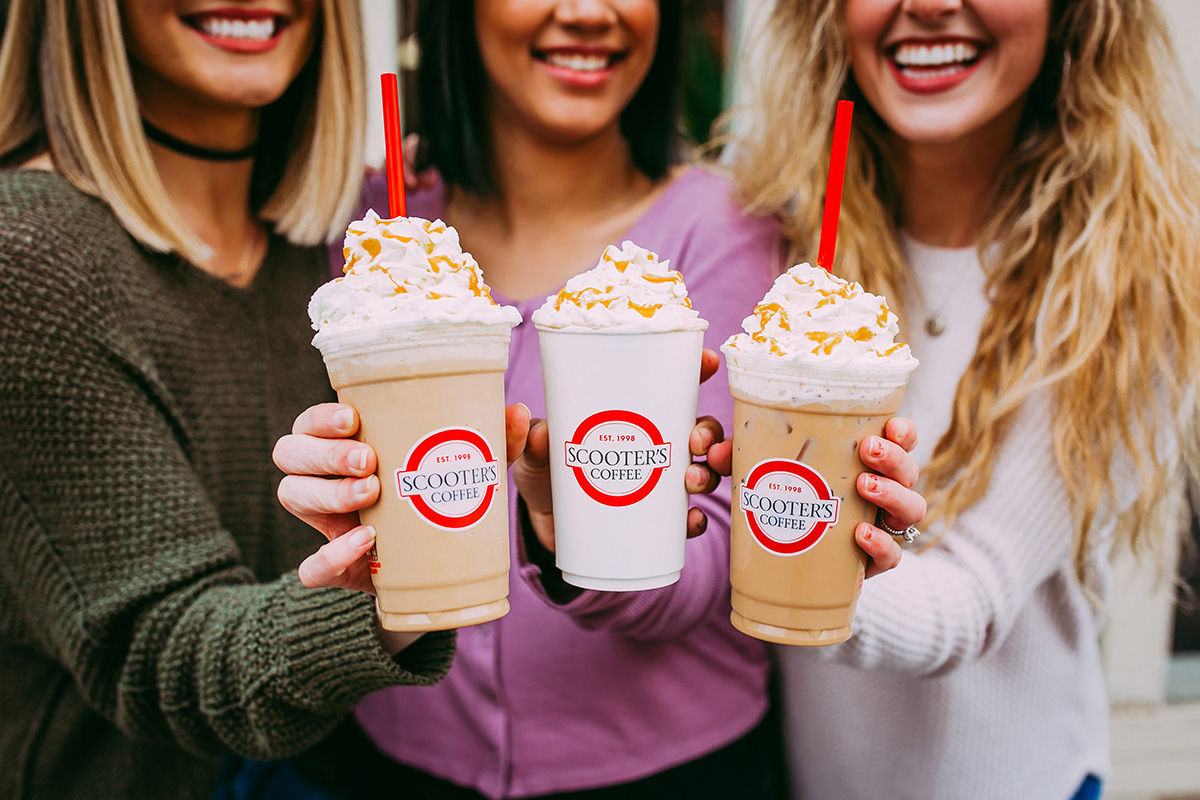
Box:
[776,236,1116,800]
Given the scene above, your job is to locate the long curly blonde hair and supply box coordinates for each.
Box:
[728,0,1200,579]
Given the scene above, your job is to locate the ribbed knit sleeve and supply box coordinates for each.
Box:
[808,394,1082,676]
[0,173,453,762]
[819,386,1167,677]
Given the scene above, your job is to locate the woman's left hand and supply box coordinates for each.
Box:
[854,417,923,577]
[706,417,922,579]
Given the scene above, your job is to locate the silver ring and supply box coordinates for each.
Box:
[877,512,921,543]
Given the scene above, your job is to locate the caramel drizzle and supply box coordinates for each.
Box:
[750,303,790,340]
[552,287,664,317]
[802,331,833,355]
[346,226,498,303]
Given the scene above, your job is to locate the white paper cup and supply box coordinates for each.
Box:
[537,328,705,591]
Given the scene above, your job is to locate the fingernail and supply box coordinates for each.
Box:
[350,526,375,546]
[870,437,884,458]
[352,476,375,495]
[867,476,879,494]
[517,403,530,417]
[863,527,873,542]
[334,407,354,431]
[698,514,708,533]
[351,448,370,471]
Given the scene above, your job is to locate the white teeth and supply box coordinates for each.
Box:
[199,16,277,41]
[893,41,979,68]
[544,53,611,73]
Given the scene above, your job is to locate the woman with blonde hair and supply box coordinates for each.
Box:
[0,2,481,798]
[728,0,1200,797]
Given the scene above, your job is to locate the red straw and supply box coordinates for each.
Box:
[816,100,854,272]
[381,73,407,218]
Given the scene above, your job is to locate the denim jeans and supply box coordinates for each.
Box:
[1070,774,1103,800]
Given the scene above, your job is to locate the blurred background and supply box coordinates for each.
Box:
[0,1,1195,797]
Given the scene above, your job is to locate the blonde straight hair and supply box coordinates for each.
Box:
[728,0,1200,578]
[0,0,365,263]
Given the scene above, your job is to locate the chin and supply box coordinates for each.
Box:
[542,107,627,145]
[546,123,618,147]
[193,70,296,109]
[884,110,983,147]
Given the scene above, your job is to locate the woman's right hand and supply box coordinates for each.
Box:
[273,401,532,594]
[273,403,381,594]
[403,133,437,192]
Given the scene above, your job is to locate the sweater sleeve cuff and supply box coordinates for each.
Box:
[275,575,456,711]
[515,495,584,605]
[515,498,671,621]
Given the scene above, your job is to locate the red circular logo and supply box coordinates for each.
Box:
[395,427,499,530]
[564,410,672,508]
[739,459,840,555]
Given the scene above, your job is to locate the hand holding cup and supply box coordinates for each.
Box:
[274,402,533,596]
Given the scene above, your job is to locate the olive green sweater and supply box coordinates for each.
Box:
[0,170,455,800]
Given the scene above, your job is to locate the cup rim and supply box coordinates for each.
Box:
[534,324,708,336]
[721,341,917,385]
[314,320,515,356]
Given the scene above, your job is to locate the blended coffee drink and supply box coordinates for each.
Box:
[309,211,521,631]
[533,241,708,591]
[721,264,917,645]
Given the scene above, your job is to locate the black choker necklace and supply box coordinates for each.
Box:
[142,119,258,161]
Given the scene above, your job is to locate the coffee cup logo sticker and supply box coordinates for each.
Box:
[740,459,840,556]
[396,427,500,530]
[564,410,672,507]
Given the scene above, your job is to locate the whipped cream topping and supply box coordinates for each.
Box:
[531,240,708,333]
[309,210,521,342]
[724,263,917,368]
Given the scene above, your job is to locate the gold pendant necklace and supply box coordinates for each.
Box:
[224,223,264,285]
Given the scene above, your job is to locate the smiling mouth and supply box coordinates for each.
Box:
[534,50,625,74]
[184,13,288,43]
[889,40,983,81]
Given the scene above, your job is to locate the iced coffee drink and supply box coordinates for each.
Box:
[722,264,917,645]
[533,241,708,591]
[309,210,521,630]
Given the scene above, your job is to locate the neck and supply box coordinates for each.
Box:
[465,115,649,232]
[149,141,257,232]
[136,72,262,279]
[896,108,1023,249]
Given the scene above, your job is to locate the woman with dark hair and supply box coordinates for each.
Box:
[275,1,923,798]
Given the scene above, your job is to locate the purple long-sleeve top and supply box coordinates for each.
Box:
[340,167,785,798]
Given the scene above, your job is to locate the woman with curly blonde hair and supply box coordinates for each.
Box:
[728,0,1200,797]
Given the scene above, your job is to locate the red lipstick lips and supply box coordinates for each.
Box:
[186,8,289,55]
[887,38,985,94]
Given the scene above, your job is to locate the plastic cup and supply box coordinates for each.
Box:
[316,322,513,631]
[721,345,915,645]
[537,328,704,591]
